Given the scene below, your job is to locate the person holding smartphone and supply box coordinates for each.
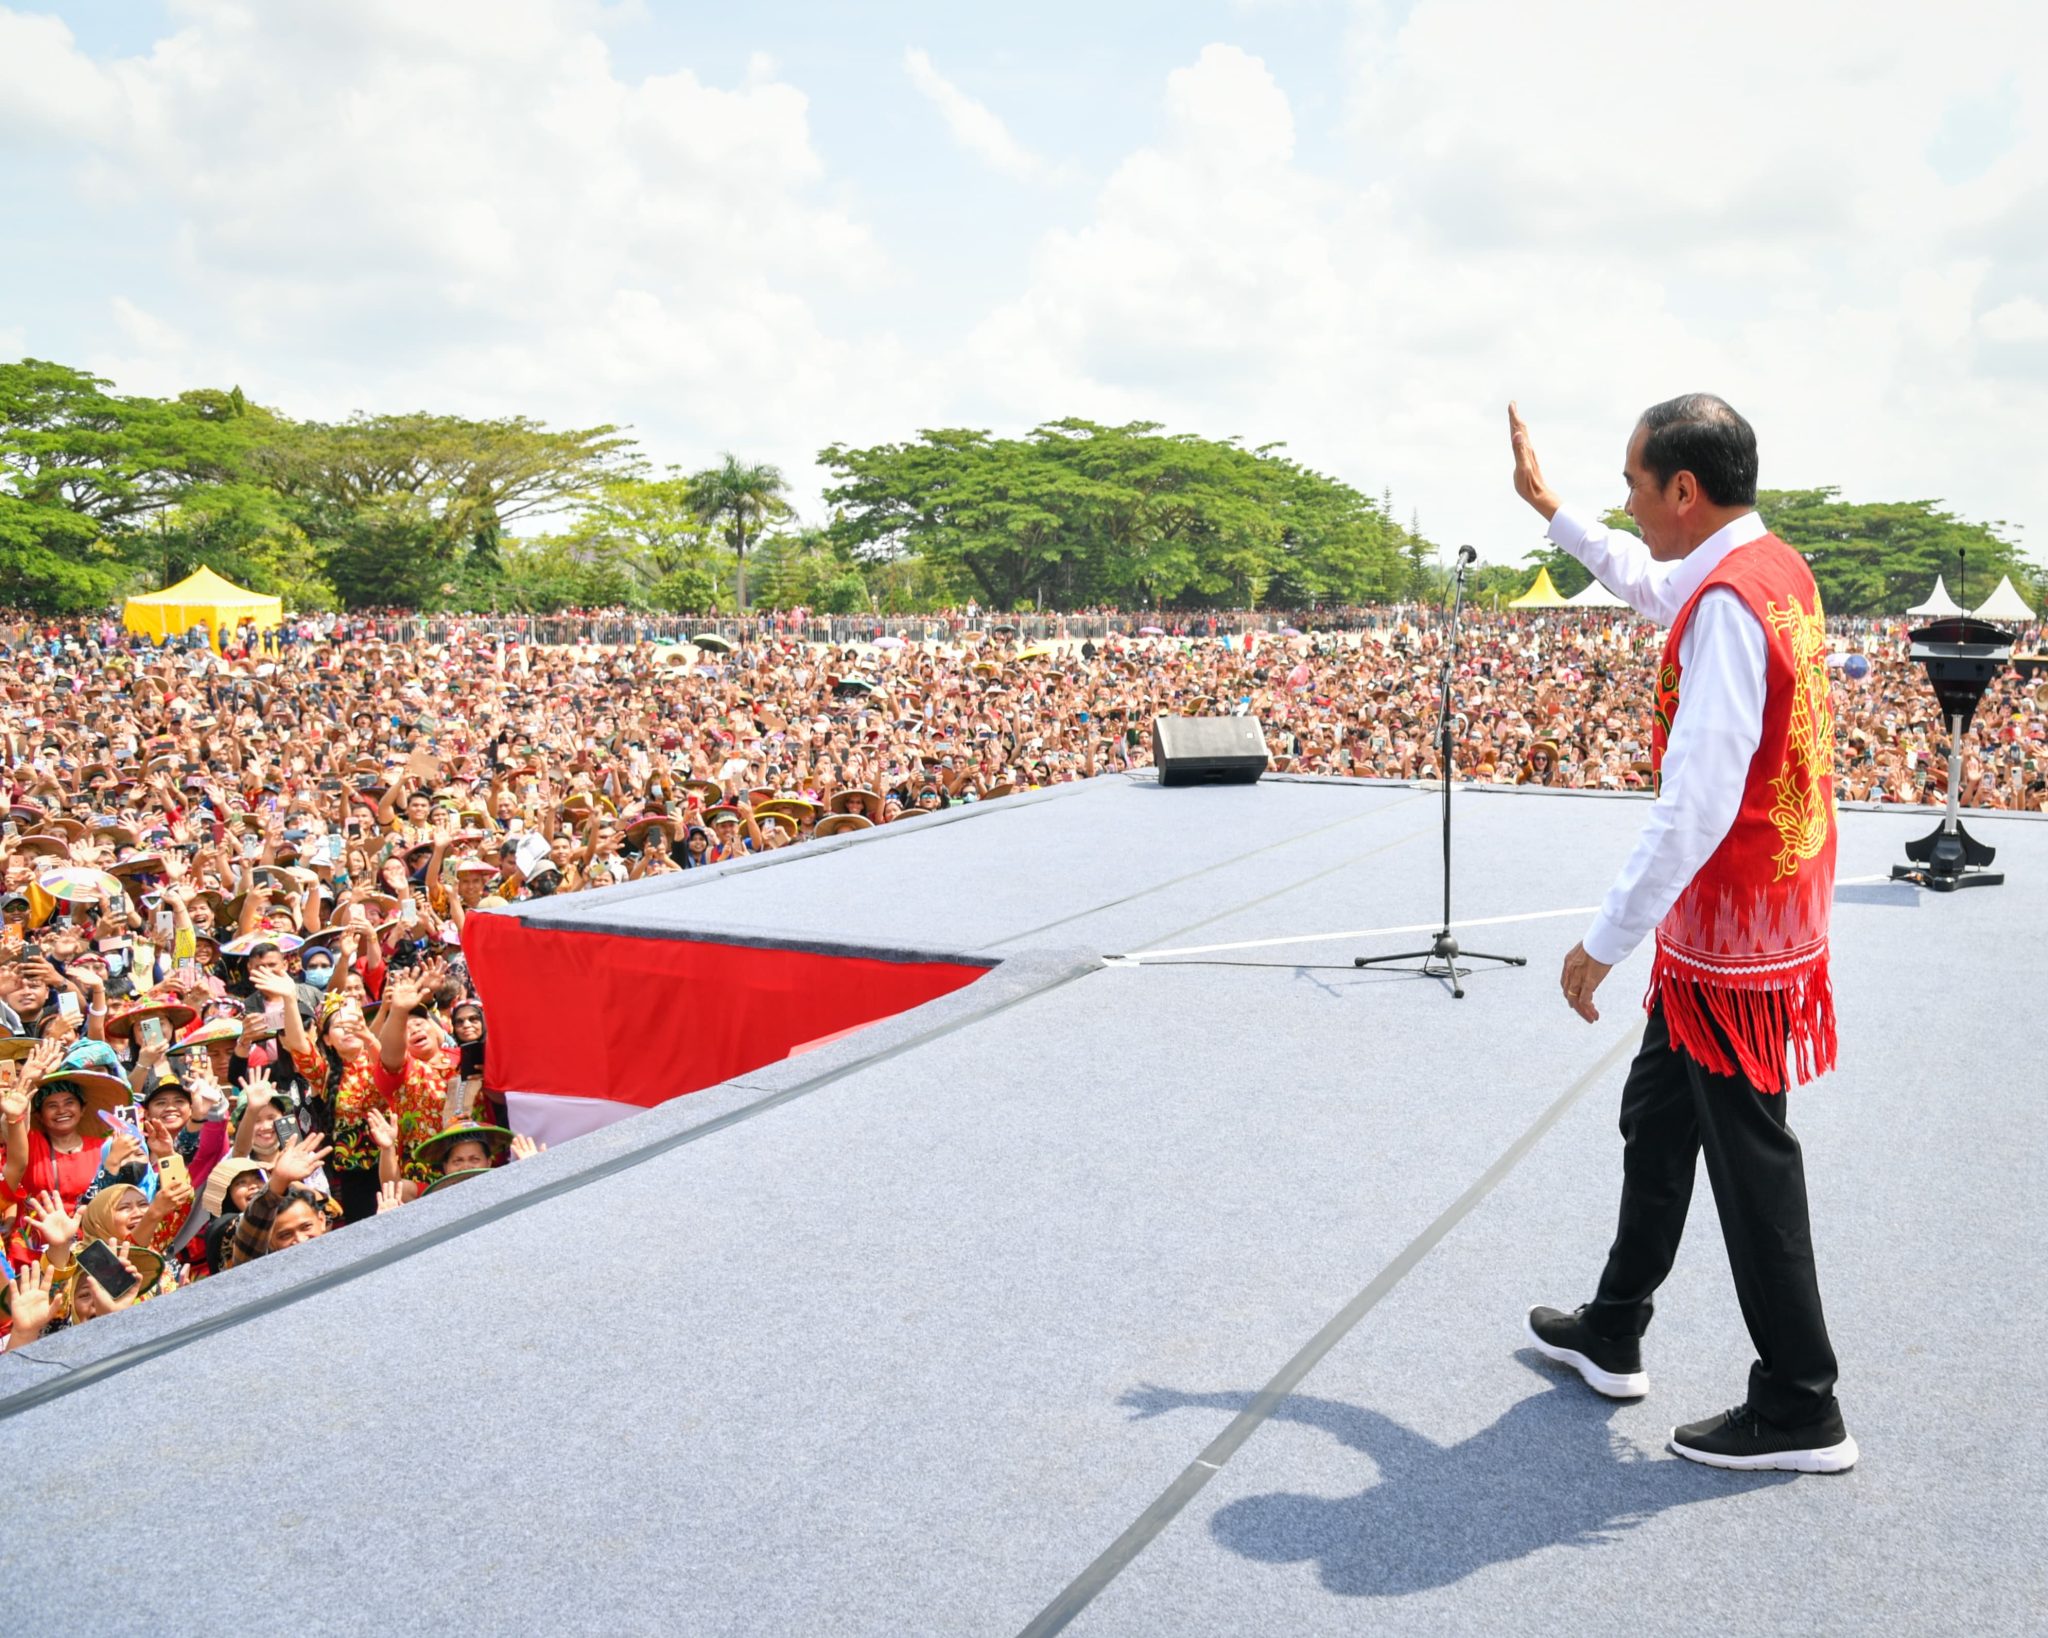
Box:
[1,1041,109,1216]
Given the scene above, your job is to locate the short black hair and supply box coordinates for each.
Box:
[1635,393,1757,507]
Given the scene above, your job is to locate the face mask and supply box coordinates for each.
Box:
[302,964,334,990]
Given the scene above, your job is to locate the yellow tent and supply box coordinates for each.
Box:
[1507,567,1572,609]
[122,566,283,649]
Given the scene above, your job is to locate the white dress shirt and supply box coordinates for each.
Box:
[1545,507,1771,967]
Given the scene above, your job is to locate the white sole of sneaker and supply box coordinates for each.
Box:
[1667,1432,1860,1473]
[1523,1314,1649,1398]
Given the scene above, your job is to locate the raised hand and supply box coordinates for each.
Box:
[82,1252,143,1315]
[103,1130,144,1175]
[509,1133,545,1162]
[160,1163,195,1211]
[0,1066,28,1126]
[3,1261,55,1345]
[1508,401,1560,521]
[365,1106,398,1151]
[374,1179,407,1215]
[268,1131,331,1188]
[24,1188,78,1252]
[133,1031,171,1076]
[250,968,296,1001]
[23,1036,65,1088]
[141,1114,176,1160]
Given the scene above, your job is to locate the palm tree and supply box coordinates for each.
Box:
[686,454,789,611]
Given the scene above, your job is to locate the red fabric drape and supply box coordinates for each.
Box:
[465,915,986,1111]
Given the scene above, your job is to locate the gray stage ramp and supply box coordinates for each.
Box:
[3,777,2043,1636]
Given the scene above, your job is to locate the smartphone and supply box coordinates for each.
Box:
[137,1015,166,1049]
[399,900,418,927]
[328,834,346,863]
[271,1110,301,1145]
[99,1107,140,1142]
[263,1000,285,1031]
[55,991,80,1021]
[76,1239,140,1303]
[154,1152,190,1197]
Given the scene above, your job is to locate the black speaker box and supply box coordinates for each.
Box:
[1151,715,1270,786]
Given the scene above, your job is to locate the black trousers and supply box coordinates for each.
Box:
[331,1166,382,1227]
[1584,1001,1841,1427]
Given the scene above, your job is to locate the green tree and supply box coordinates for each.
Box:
[686,455,790,610]
[1759,489,2033,618]
[1596,491,2037,616]
[1518,543,1591,599]
[554,472,722,611]
[269,412,634,608]
[821,419,1402,611]
[0,360,259,609]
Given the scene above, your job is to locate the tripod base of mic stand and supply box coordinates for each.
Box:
[1353,930,1527,999]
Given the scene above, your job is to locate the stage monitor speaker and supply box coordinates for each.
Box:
[1152,715,1269,786]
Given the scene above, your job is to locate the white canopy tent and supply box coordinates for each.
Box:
[1566,578,1628,609]
[1905,576,1964,618]
[1973,575,2035,623]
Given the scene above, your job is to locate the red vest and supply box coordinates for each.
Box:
[1648,533,1837,1092]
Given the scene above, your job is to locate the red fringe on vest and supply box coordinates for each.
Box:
[1647,951,1836,1095]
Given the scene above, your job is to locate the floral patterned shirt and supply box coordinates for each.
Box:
[292,1046,451,1183]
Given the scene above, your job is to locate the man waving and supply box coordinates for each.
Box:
[1510,397,1855,1474]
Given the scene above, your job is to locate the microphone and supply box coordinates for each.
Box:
[1456,544,1479,565]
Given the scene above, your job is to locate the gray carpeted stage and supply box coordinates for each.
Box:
[4,775,2043,1635]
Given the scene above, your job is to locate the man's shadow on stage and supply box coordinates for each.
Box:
[1121,1353,1791,1597]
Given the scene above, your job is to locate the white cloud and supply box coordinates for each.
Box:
[1981,297,2048,344]
[957,12,2048,561]
[903,47,1044,182]
[3,4,2044,562]
[0,0,905,498]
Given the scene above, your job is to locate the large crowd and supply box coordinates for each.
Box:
[2,598,2043,1347]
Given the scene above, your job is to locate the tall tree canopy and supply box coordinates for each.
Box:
[1585,491,2037,618]
[3,356,2036,616]
[819,419,1408,611]
[1759,489,2032,618]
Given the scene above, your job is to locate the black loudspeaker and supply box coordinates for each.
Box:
[1152,715,1269,786]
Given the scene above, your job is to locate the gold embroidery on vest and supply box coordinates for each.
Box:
[1764,593,1832,880]
[1651,661,1679,796]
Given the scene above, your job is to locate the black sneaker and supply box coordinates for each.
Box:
[1525,1304,1648,1398]
[1669,1403,1859,1473]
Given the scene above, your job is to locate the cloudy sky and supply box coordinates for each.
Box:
[3,0,2042,564]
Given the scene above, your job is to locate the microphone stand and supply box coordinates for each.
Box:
[1354,547,1527,997]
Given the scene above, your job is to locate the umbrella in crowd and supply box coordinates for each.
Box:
[36,865,125,904]
[692,633,733,653]
[873,636,906,650]
[1139,626,1165,636]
